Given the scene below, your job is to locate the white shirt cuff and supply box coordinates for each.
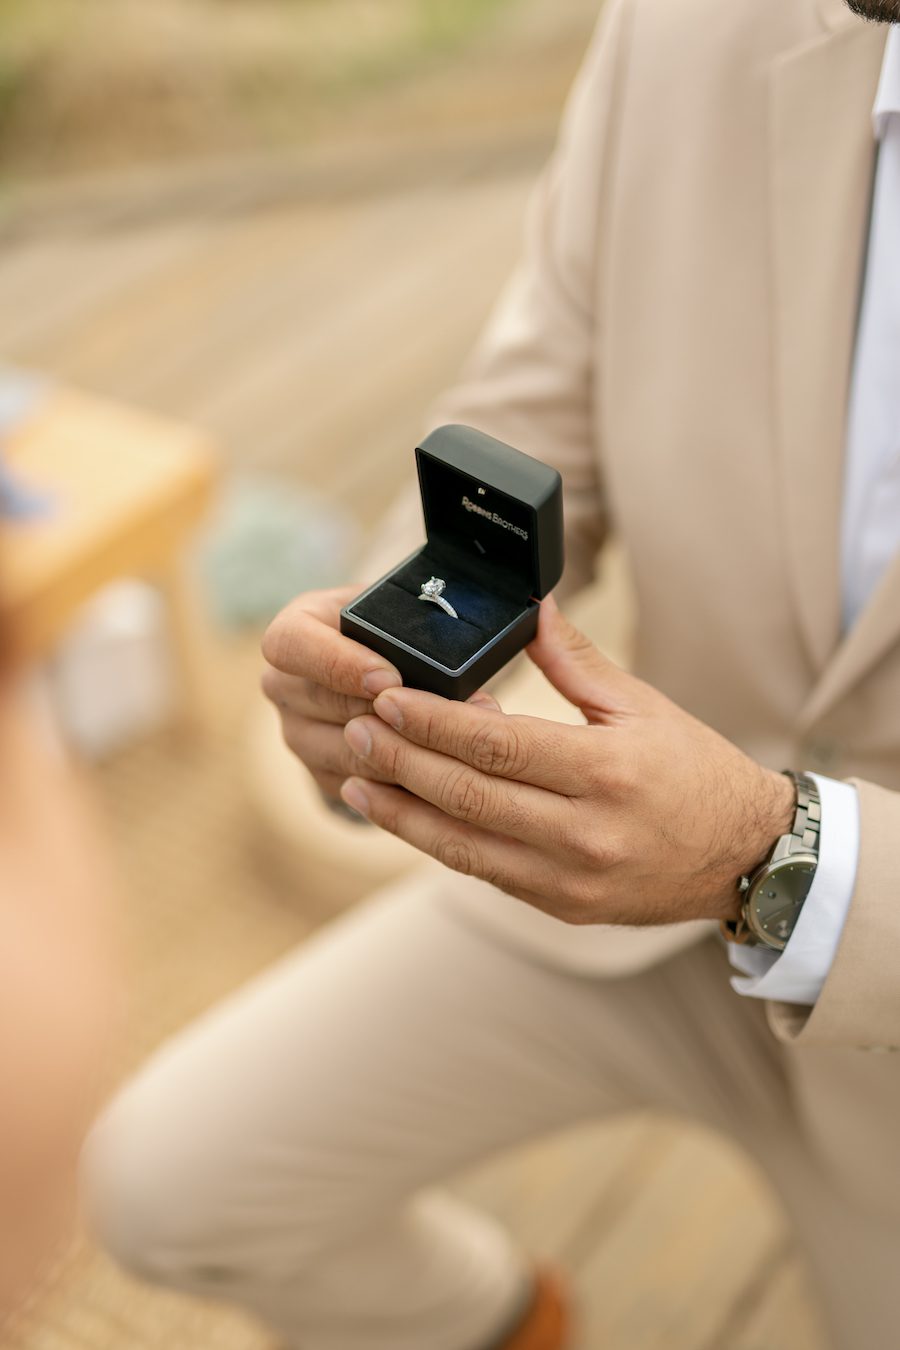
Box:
[728,773,859,1006]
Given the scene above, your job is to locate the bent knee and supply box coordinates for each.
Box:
[82,1093,214,1283]
[82,1087,354,1288]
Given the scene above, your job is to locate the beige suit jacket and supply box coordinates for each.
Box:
[367,0,900,1062]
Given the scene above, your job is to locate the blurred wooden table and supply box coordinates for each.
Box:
[0,386,217,732]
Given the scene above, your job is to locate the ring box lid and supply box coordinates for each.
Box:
[415,425,564,602]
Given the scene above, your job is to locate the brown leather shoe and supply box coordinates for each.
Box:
[495,1268,572,1350]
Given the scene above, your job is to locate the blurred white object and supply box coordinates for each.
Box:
[49,581,174,758]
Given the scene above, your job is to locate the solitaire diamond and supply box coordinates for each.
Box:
[418,575,458,618]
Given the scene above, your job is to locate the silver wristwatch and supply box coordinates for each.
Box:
[721,771,820,952]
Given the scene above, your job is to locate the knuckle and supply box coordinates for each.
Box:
[369,731,405,781]
[604,751,639,797]
[318,643,350,693]
[433,832,480,876]
[552,800,596,862]
[480,866,520,898]
[444,766,489,822]
[603,828,628,866]
[584,829,626,871]
[557,875,602,924]
[565,808,609,866]
[307,682,364,723]
[563,621,597,659]
[549,803,583,854]
[468,720,529,777]
[535,887,584,926]
[581,834,612,869]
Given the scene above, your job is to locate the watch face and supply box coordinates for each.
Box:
[749,856,816,950]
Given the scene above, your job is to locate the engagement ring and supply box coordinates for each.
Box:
[418,576,458,618]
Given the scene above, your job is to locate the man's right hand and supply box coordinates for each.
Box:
[261,587,403,803]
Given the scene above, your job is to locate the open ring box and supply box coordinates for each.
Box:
[340,424,565,700]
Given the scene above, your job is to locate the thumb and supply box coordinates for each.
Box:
[527,594,631,720]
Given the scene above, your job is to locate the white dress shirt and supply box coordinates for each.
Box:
[731,26,900,1005]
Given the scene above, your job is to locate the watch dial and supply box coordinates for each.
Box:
[752,861,816,948]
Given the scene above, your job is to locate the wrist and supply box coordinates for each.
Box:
[716,768,796,923]
[745,769,797,871]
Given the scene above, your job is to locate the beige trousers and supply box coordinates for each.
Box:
[85,875,900,1350]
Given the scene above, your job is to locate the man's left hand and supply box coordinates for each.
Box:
[340,596,795,927]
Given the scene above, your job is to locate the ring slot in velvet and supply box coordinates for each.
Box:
[347,547,526,670]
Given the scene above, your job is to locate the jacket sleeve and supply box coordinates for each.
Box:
[768,777,900,1049]
[360,0,634,590]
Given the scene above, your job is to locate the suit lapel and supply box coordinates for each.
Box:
[768,20,886,693]
[799,548,900,729]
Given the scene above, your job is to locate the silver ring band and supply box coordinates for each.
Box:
[418,576,458,619]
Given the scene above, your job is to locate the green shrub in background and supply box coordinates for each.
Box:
[0,0,517,173]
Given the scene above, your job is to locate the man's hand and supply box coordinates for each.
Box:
[261,587,496,803]
[260,587,404,803]
[338,596,795,926]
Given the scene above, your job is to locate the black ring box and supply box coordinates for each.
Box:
[341,424,565,700]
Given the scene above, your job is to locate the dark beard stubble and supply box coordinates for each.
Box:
[844,0,900,20]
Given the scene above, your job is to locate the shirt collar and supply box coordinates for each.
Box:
[873,26,900,139]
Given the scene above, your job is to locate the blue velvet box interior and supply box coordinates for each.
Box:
[347,541,529,672]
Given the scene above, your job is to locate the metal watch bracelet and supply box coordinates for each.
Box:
[774,769,822,857]
[721,770,820,947]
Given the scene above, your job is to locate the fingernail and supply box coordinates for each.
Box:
[344,720,372,758]
[468,692,500,712]
[373,691,403,729]
[340,778,371,817]
[363,667,402,697]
